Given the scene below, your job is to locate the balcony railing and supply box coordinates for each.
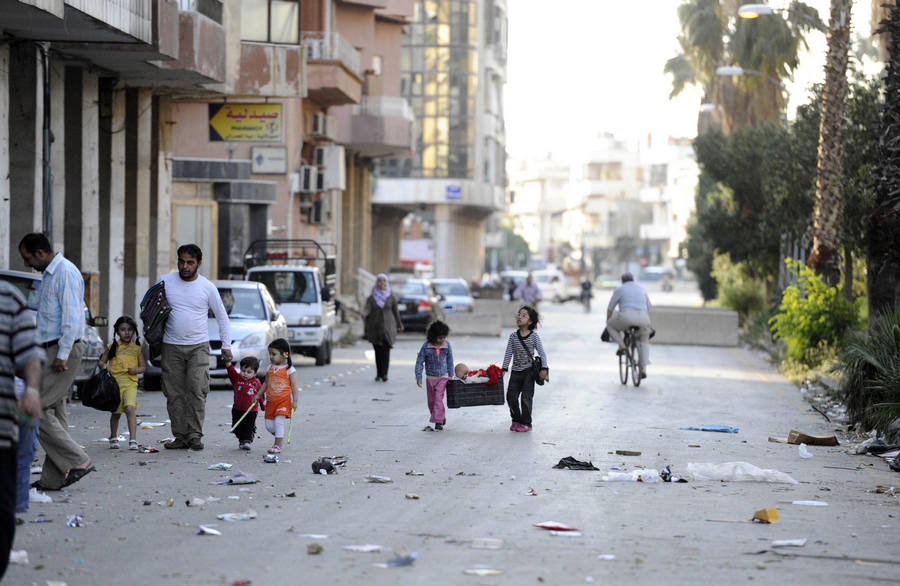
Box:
[176,0,223,24]
[302,31,361,76]
[67,0,153,43]
[353,96,413,120]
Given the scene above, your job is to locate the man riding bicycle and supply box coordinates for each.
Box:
[606,272,652,379]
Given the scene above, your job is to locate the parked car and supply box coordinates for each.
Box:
[0,269,108,395]
[395,279,445,331]
[639,266,675,282]
[143,280,288,390]
[431,278,474,313]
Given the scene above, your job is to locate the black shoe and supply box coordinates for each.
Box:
[63,465,96,487]
[164,438,189,450]
[382,377,388,382]
[616,349,626,356]
[434,423,443,431]
[188,438,205,451]
[30,480,61,492]
[640,371,647,380]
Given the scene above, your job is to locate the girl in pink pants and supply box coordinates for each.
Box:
[414,321,454,431]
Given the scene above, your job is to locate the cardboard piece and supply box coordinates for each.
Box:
[769,430,839,446]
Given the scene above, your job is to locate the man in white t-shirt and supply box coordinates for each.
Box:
[160,244,232,451]
[606,272,652,379]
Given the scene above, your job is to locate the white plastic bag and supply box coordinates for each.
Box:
[798,443,813,459]
[601,469,661,482]
[686,461,798,484]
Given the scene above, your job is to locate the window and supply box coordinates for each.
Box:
[241,0,300,44]
[372,55,383,76]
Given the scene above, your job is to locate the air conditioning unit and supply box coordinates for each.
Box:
[298,192,312,210]
[310,112,326,137]
[299,165,315,193]
[288,172,301,194]
[321,144,346,190]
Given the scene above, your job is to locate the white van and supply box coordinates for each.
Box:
[532,269,568,302]
[244,240,336,365]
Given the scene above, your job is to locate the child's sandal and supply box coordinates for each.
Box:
[267,445,281,454]
[109,438,119,449]
[128,440,139,451]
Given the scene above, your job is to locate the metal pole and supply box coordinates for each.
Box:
[39,42,52,239]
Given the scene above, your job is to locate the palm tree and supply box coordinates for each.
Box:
[807,0,853,286]
[868,2,900,316]
[666,0,822,133]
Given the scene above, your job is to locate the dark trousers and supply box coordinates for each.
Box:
[1,447,15,581]
[373,344,391,379]
[231,408,258,443]
[506,369,535,426]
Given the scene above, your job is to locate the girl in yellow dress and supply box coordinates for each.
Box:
[100,316,146,450]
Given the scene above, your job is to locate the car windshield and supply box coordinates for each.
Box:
[213,288,266,319]
[249,271,317,304]
[0,274,41,309]
[401,282,427,296]
[433,281,469,296]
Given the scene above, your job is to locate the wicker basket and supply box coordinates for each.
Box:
[446,375,505,408]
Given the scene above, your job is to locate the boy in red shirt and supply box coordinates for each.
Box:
[228,357,263,450]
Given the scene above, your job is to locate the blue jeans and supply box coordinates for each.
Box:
[16,420,39,513]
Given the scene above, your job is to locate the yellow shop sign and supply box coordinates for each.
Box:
[209,103,283,142]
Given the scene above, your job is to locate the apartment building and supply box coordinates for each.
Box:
[373,0,508,282]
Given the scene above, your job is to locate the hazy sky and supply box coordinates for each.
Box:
[503,0,874,160]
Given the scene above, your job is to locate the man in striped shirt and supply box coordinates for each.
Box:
[19,233,95,490]
[0,281,44,580]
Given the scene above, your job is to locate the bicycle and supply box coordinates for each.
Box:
[618,326,642,387]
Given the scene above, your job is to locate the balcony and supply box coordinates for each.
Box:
[640,223,673,241]
[332,96,414,157]
[302,31,363,107]
[234,42,304,97]
[1,0,153,44]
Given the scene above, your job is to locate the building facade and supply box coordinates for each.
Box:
[373,0,507,282]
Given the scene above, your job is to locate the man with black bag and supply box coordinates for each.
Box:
[154,244,231,451]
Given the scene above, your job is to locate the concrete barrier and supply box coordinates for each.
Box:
[474,299,520,328]
[648,306,738,347]
[445,311,502,337]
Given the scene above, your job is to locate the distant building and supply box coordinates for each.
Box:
[374,0,507,282]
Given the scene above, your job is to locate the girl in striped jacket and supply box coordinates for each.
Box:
[501,305,549,432]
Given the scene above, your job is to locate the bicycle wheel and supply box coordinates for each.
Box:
[618,340,628,384]
[630,333,642,387]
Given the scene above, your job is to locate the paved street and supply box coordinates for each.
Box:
[7,302,900,585]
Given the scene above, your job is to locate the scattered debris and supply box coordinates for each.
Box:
[299,533,328,539]
[871,486,895,495]
[769,430,839,446]
[798,444,814,459]
[614,450,641,457]
[772,538,807,547]
[687,462,798,484]
[404,494,420,500]
[212,472,259,485]
[66,514,83,527]
[597,554,616,561]
[137,446,158,453]
[752,508,779,524]
[789,500,828,506]
[527,488,538,496]
[659,465,688,483]
[374,553,418,568]
[343,544,383,553]
[208,463,233,470]
[198,524,222,536]
[9,550,28,565]
[29,516,52,523]
[187,497,207,507]
[602,469,661,482]
[549,530,583,537]
[533,521,579,531]
[405,470,424,476]
[312,457,346,474]
[264,454,278,464]
[553,457,599,470]
[680,425,739,433]
[217,509,257,522]
[464,568,502,576]
[307,543,324,554]
[365,475,393,483]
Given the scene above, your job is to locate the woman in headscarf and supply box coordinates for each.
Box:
[363,273,403,382]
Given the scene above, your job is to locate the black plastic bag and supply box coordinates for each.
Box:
[82,369,121,412]
[553,456,599,471]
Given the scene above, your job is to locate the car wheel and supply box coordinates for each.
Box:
[315,342,327,366]
[143,373,161,391]
[325,339,333,365]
